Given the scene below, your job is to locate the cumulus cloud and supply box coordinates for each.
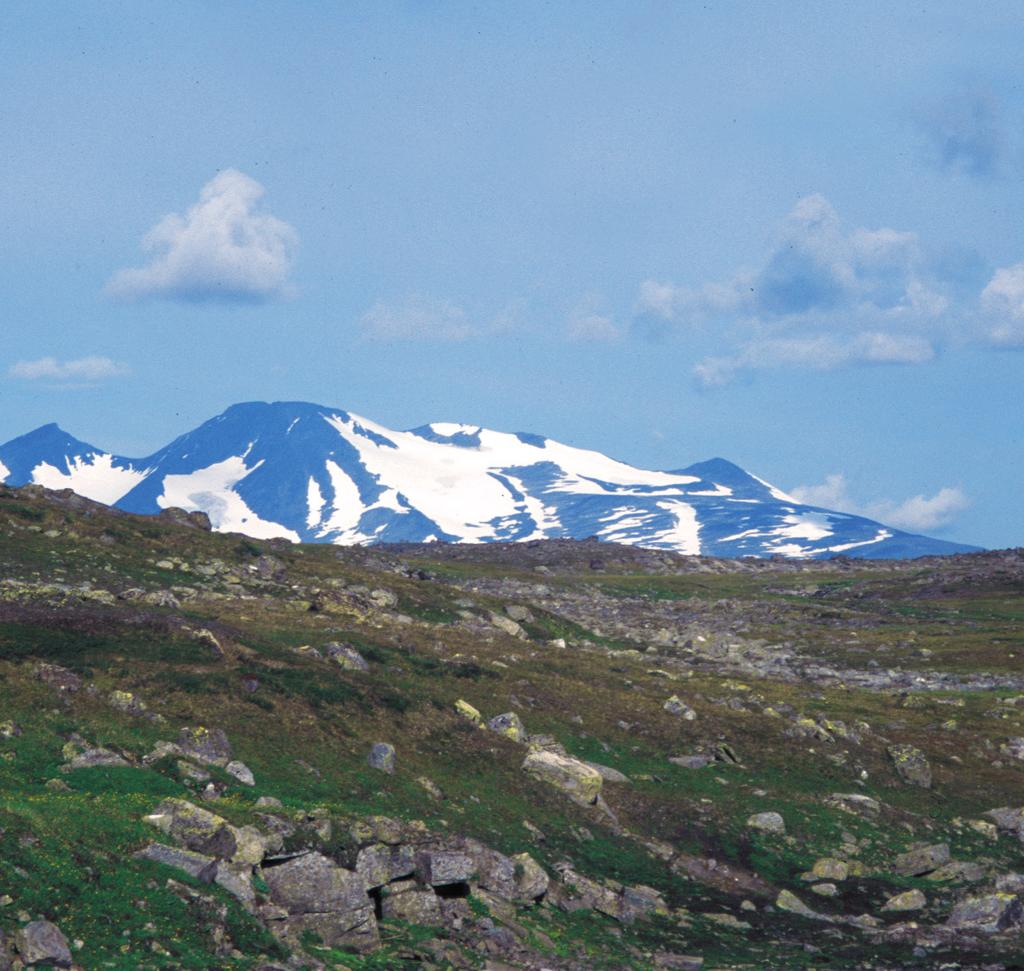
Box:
[693,332,935,388]
[981,262,1024,346]
[8,356,131,382]
[360,296,474,342]
[106,169,297,302]
[919,88,1004,178]
[637,194,959,386]
[790,472,969,534]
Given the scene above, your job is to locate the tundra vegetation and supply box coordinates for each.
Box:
[0,482,1023,969]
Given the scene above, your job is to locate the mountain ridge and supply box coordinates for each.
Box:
[0,401,979,559]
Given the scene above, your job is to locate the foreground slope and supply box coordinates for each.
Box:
[0,401,978,558]
[0,482,1021,969]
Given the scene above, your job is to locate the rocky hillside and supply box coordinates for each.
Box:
[0,401,978,558]
[0,482,1022,970]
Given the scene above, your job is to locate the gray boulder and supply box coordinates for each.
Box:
[368,742,396,774]
[177,726,233,767]
[888,743,932,788]
[15,921,72,968]
[894,843,950,877]
[946,893,1024,933]
[262,851,378,952]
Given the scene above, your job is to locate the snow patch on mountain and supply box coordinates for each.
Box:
[156,455,300,542]
[30,454,148,505]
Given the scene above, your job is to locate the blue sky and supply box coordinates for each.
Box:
[1,1,1022,548]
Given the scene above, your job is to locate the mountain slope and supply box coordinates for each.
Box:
[0,401,979,559]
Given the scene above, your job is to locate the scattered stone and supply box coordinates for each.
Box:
[455,699,484,725]
[324,642,369,671]
[746,811,785,835]
[488,712,527,743]
[504,604,533,623]
[888,743,932,788]
[522,749,603,805]
[64,747,131,771]
[893,843,950,877]
[663,695,697,719]
[882,889,927,912]
[775,889,828,921]
[946,892,1024,933]
[177,726,233,767]
[15,921,72,968]
[669,755,712,769]
[488,612,527,639]
[807,858,848,882]
[225,760,255,786]
[584,761,631,783]
[810,883,838,897]
[368,742,396,774]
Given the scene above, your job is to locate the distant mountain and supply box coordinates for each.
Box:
[0,401,979,559]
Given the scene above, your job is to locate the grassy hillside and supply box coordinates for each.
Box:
[1,483,1023,969]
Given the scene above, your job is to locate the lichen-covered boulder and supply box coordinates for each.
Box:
[746,811,785,835]
[888,743,932,788]
[522,749,602,805]
[455,699,483,725]
[324,642,369,671]
[488,712,527,742]
[177,726,233,767]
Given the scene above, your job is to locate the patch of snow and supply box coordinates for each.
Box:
[156,455,299,542]
[306,477,325,529]
[750,472,797,503]
[31,454,148,505]
[826,530,892,553]
[648,500,701,555]
[0,458,9,483]
[771,512,833,543]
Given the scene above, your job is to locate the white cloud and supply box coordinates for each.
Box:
[360,296,474,341]
[106,169,297,302]
[693,331,934,387]
[9,356,131,382]
[981,262,1024,346]
[567,312,619,342]
[791,472,969,533]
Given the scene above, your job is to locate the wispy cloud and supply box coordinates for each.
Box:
[791,472,969,533]
[694,332,935,387]
[360,296,474,341]
[8,356,131,383]
[981,262,1024,347]
[918,87,1004,179]
[106,169,297,303]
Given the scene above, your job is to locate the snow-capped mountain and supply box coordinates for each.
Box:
[0,401,978,559]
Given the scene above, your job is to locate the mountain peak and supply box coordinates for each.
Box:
[0,403,980,559]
